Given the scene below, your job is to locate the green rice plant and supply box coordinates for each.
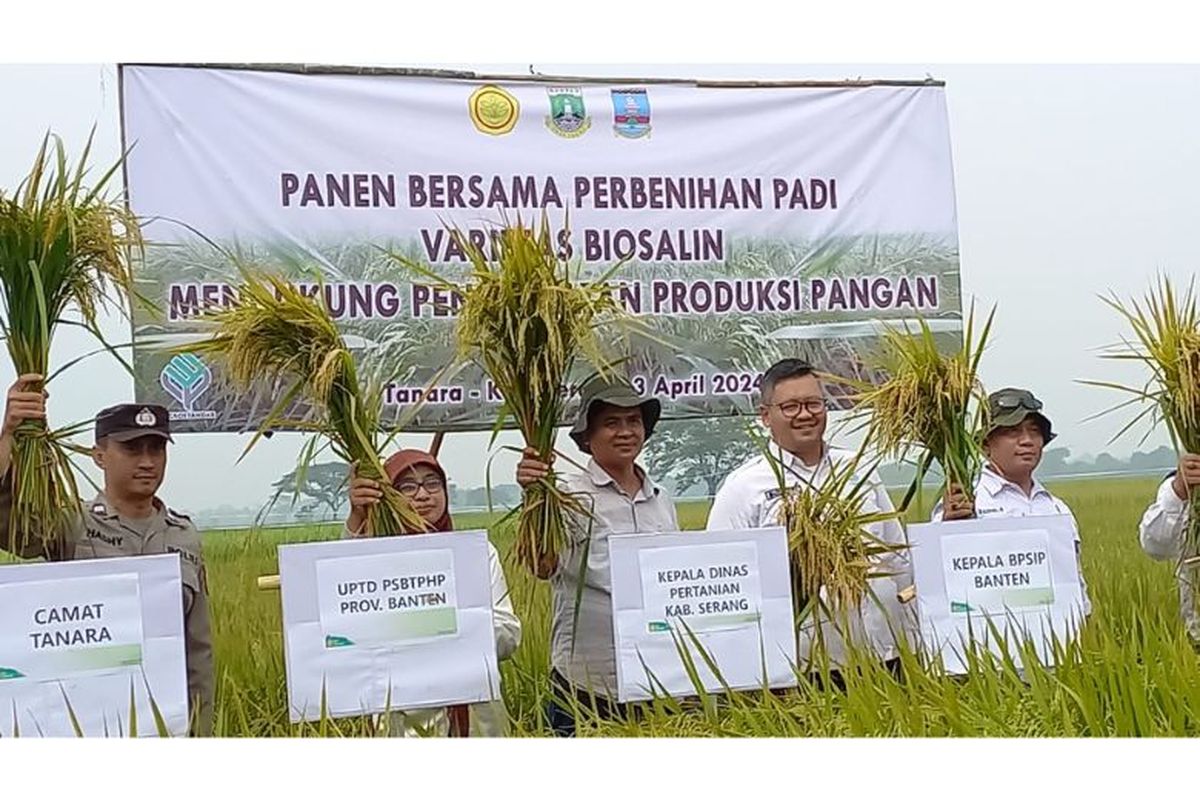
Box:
[392,216,634,574]
[1085,276,1200,621]
[184,476,1200,737]
[184,270,425,535]
[0,131,141,551]
[847,303,994,509]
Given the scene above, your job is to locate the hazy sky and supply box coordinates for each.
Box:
[2,63,1198,513]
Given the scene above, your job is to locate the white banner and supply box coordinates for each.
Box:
[119,64,961,432]
[277,531,498,722]
[0,554,189,737]
[610,527,795,702]
[909,515,1085,674]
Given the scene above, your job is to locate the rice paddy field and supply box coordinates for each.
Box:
[202,474,1200,737]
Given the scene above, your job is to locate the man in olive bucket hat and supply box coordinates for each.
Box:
[933,387,1091,615]
[515,376,678,735]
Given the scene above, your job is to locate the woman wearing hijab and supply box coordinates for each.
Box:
[344,448,521,737]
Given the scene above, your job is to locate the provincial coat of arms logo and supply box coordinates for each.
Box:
[611,88,651,138]
[545,87,591,138]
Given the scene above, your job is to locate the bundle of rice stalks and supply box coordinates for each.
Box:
[1087,276,1200,607]
[186,270,426,536]
[0,131,141,551]
[756,429,906,618]
[394,216,632,574]
[849,305,995,509]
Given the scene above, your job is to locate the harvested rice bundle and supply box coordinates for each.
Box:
[0,131,141,550]
[1090,276,1200,613]
[396,216,632,575]
[766,442,906,615]
[850,305,995,509]
[188,270,426,536]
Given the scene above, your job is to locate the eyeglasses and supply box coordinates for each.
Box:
[396,477,445,497]
[763,399,827,418]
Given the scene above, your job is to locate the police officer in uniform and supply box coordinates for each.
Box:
[0,374,214,735]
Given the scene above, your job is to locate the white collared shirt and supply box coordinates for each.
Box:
[706,443,915,667]
[550,458,679,695]
[931,464,1092,615]
[1138,475,1198,642]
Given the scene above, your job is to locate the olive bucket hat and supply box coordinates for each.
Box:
[985,387,1056,442]
[568,376,662,454]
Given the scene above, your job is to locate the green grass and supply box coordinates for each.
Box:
[194,475,1200,737]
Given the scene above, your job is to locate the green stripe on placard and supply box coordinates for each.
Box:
[647,612,761,634]
[325,608,458,648]
[1000,587,1055,607]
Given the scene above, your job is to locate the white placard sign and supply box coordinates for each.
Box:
[909,515,1085,674]
[610,527,796,702]
[278,531,499,722]
[0,554,189,737]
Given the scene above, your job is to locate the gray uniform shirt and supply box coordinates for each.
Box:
[0,477,214,735]
[549,458,678,696]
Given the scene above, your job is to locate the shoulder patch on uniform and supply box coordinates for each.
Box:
[165,507,194,527]
[166,543,202,567]
[90,502,107,515]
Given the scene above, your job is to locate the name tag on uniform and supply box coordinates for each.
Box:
[85,528,124,547]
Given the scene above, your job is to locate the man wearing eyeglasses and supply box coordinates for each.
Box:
[933,387,1091,615]
[705,358,913,678]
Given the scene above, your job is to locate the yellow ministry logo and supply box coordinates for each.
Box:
[468,85,520,136]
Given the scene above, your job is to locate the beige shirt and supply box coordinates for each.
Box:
[550,458,679,696]
[0,478,213,736]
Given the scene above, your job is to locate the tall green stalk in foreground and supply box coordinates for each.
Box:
[1088,276,1200,617]
[850,305,994,510]
[0,132,141,551]
[396,217,630,574]
[187,271,426,536]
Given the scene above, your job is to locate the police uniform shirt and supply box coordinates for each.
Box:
[0,477,214,735]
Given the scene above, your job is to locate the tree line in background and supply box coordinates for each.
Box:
[233,419,1178,527]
